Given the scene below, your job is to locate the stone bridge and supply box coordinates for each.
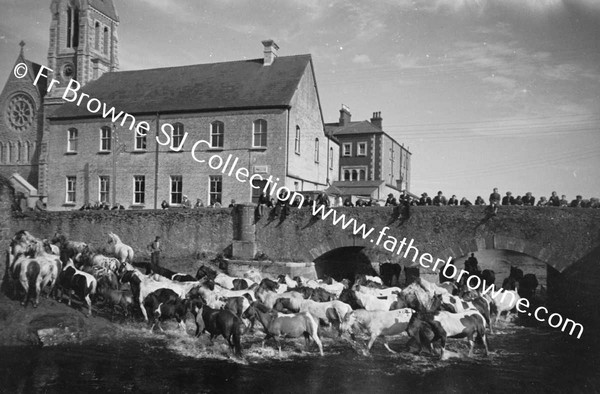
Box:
[1,178,599,324]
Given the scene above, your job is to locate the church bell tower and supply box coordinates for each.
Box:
[47,0,119,98]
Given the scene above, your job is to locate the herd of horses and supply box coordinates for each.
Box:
[5,230,539,359]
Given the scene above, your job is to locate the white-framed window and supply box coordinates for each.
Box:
[94,22,100,50]
[210,121,224,148]
[100,126,111,151]
[314,138,319,163]
[67,128,78,152]
[358,142,367,156]
[170,175,182,205]
[342,166,368,181]
[295,126,301,154]
[329,147,334,170]
[103,26,109,54]
[66,176,76,203]
[342,143,352,156]
[135,130,147,151]
[209,175,222,206]
[252,119,267,147]
[172,123,185,148]
[99,176,110,203]
[134,175,145,204]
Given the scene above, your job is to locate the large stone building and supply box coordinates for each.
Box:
[325,105,411,201]
[1,0,339,210]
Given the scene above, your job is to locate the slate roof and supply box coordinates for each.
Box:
[329,180,386,196]
[325,120,384,136]
[90,0,119,21]
[51,55,312,119]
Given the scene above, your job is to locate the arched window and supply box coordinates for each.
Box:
[329,147,334,169]
[172,123,184,148]
[210,121,224,148]
[103,27,109,55]
[351,170,358,181]
[359,169,366,180]
[17,141,22,163]
[67,128,78,152]
[28,142,35,162]
[252,119,267,147]
[344,170,350,181]
[100,126,111,151]
[23,141,29,163]
[0,142,4,164]
[294,126,300,154]
[314,138,319,163]
[95,22,100,50]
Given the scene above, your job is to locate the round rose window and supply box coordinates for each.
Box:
[6,94,35,132]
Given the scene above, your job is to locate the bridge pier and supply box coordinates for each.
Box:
[231,203,257,260]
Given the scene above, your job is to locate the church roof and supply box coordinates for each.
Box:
[51,55,313,119]
[89,0,118,21]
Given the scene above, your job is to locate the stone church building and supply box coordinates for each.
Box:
[0,0,339,210]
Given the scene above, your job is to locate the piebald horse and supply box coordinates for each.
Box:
[107,232,134,264]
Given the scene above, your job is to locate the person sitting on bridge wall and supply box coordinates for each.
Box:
[522,192,535,206]
[432,191,447,206]
[548,191,560,207]
[502,191,515,206]
[460,197,472,206]
[385,193,398,207]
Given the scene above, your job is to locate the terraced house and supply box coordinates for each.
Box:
[2,0,339,210]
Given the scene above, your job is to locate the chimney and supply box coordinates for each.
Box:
[262,39,279,66]
[339,104,351,126]
[370,111,382,129]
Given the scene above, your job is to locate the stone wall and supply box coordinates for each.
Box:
[12,208,234,262]
[0,176,15,287]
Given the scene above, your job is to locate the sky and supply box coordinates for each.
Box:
[1,0,599,201]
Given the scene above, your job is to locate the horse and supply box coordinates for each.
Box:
[407,306,489,358]
[10,240,62,307]
[195,265,218,281]
[57,259,97,316]
[518,274,539,301]
[502,266,523,290]
[51,233,88,264]
[9,230,39,266]
[120,268,203,321]
[191,300,246,357]
[379,263,401,287]
[353,290,400,311]
[143,289,189,332]
[479,270,496,289]
[107,232,134,264]
[490,289,520,327]
[340,308,414,354]
[274,298,352,334]
[255,286,305,310]
[246,302,324,356]
[439,293,493,334]
[354,284,402,298]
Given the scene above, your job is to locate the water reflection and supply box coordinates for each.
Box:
[0,323,598,393]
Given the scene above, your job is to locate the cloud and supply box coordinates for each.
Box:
[352,54,371,64]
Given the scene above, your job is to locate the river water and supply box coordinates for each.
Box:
[1,319,598,394]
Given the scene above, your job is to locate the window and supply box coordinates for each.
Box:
[67,128,78,152]
[343,143,352,156]
[352,170,358,181]
[344,170,350,181]
[103,27,109,54]
[95,22,100,50]
[66,7,72,48]
[295,126,301,154]
[100,126,111,151]
[0,142,3,163]
[134,176,145,204]
[66,176,76,203]
[342,166,368,182]
[329,147,334,169]
[252,119,267,147]
[359,169,366,180]
[170,175,182,205]
[99,176,110,203]
[314,138,319,163]
[172,123,184,149]
[135,129,147,151]
[209,176,222,206]
[210,121,224,148]
[358,142,367,156]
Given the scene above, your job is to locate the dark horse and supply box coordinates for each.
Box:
[191,300,246,357]
[502,266,523,291]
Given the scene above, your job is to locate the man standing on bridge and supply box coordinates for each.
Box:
[489,187,501,215]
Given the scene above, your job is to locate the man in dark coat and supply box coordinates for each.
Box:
[522,192,535,206]
[385,193,398,206]
[501,192,514,206]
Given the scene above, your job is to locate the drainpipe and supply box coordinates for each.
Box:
[153,112,160,209]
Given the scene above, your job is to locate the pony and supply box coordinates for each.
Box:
[518,274,539,301]
[274,298,352,334]
[9,230,39,266]
[490,289,520,327]
[341,308,414,354]
[9,239,62,307]
[51,233,88,264]
[246,302,324,356]
[191,300,246,357]
[107,232,134,264]
[502,266,523,291]
[57,259,97,316]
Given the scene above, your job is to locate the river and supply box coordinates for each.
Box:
[1,318,598,394]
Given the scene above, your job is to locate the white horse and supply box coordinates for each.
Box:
[107,232,134,263]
